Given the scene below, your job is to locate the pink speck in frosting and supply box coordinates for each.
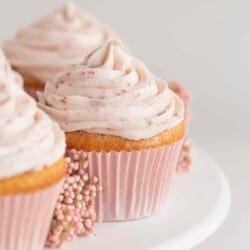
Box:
[121,89,127,94]
[0,84,6,91]
[147,120,152,126]
[61,97,67,104]
[34,112,41,121]
[63,116,69,124]
[66,72,72,77]
[66,39,75,48]
[133,92,140,98]
[88,70,95,76]
[81,71,86,76]
[91,99,101,106]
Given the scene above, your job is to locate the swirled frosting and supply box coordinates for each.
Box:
[38,40,184,140]
[0,81,65,179]
[3,2,115,83]
[0,49,23,87]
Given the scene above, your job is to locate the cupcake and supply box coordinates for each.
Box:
[0,49,23,87]
[38,40,185,221]
[0,81,66,250]
[4,2,116,97]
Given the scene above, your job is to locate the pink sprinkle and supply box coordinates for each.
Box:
[81,71,86,76]
[66,72,72,77]
[134,92,141,98]
[121,89,126,94]
[93,177,98,183]
[84,219,92,229]
[63,116,69,124]
[61,97,67,104]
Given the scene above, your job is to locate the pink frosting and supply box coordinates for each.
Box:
[3,3,115,83]
[0,49,23,87]
[38,40,184,141]
[0,82,65,179]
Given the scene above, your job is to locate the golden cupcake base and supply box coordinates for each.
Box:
[0,157,66,195]
[66,122,185,152]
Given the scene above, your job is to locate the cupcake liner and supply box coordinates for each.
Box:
[0,180,63,250]
[82,139,183,222]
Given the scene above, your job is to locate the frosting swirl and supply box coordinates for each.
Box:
[0,49,23,87]
[38,40,184,140]
[3,2,115,83]
[0,81,65,179]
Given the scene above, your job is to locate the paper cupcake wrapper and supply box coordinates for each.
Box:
[0,180,63,250]
[85,139,183,222]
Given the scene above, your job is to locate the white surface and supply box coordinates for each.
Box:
[54,148,231,250]
[0,1,249,249]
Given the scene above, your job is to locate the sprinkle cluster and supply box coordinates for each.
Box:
[176,137,193,173]
[168,81,193,172]
[168,81,191,124]
[46,149,102,248]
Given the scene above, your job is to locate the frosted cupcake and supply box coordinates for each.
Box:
[0,81,66,250]
[0,49,23,86]
[38,40,185,221]
[4,2,116,97]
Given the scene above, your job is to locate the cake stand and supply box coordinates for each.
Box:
[48,147,231,250]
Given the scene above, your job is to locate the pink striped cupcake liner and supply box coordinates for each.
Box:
[83,139,183,222]
[0,180,63,250]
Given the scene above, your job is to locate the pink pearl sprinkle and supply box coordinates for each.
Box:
[74,175,81,182]
[57,214,64,221]
[65,197,73,204]
[84,196,90,202]
[84,219,92,229]
[76,194,83,201]
[83,160,89,169]
[83,174,89,181]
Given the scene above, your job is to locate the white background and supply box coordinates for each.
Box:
[0,0,249,249]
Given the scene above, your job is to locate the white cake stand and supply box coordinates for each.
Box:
[50,147,231,250]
